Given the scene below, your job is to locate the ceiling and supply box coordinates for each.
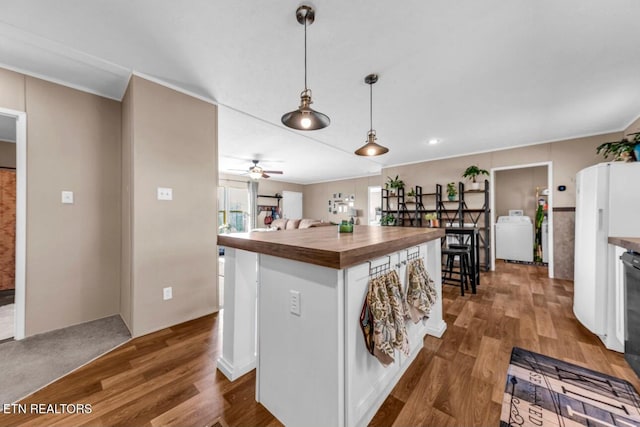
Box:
[1,1,639,184]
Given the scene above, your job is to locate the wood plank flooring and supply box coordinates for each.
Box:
[1,262,639,426]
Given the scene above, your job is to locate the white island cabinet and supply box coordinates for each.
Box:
[218,225,446,427]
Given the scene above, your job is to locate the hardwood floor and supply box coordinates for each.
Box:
[1,262,638,426]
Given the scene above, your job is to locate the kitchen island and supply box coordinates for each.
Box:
[217,225,446,427]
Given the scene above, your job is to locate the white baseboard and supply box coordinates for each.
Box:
[217,356,256,382]
[425,319,447,338]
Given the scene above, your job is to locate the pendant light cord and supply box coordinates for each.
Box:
[369,81,373,131]
[304,19,308,91]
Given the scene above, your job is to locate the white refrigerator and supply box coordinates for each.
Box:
[574,162,640,352]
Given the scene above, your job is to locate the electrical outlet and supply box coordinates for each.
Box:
[163,286,173,300]
[290,290,301,316]
[61,191,74,204]
[157,187,173,201]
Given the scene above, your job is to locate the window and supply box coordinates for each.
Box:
[218,186,249,233]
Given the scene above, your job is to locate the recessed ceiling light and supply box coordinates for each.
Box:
[428,139,440,145]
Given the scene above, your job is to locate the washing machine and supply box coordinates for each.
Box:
[495,215,533,262]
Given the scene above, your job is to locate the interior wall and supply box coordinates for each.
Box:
[25,76,122,336]
[494,166,548,219]
[383,134,612,208]
[0,68,25,111]
[0,141,16,168]
[120,80,133,330]
[303,176,381,224]
[625,115,640,136]
[128,75,218,337]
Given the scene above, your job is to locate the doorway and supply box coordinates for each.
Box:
[368,186,381,225]
[490,162,554,278]
[0,108,26,340]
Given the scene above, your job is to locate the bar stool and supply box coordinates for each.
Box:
[442,245,471,296]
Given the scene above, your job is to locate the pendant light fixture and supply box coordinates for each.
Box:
[281,5,330,131]
[355,74,389,156]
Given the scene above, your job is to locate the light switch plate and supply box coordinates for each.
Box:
[61,191,74,204]
[157,187,173,201]
[163,286,173,300]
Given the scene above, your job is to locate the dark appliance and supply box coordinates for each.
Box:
[623,251,640,377]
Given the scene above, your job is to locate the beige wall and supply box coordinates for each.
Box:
[625,115,640,136]
[0,140,16,168]
[25,76,122,335]
[127,76,218,337]
[494,166,547,219]
[120,81,133,329]
[303,176,381,224]
[0,68,25,111]
[382,133,615,209]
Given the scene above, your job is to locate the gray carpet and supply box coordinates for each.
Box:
[0,315,131,404]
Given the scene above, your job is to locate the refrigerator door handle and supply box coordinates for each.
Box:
[598,208,603,231]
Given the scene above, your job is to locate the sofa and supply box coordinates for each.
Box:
[270,218,333,230]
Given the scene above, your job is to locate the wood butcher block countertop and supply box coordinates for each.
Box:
[609,237,640,253]
[217,225,445,269]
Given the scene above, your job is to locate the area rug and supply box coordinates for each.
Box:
[0,315,130,404]
[501,347,640,427]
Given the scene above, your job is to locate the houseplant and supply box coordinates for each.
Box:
[406,188,416,203]
[462,165,489,190]
[596,132,640,162]
[385,175,405,195]
[424,212,439,228]
[380,213,396,226]
[446,182,457,201]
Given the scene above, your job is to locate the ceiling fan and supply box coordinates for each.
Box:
[233,160,284,180]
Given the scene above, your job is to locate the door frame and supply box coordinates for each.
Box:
[490,161,554,279]
[0,107,26,340]
[368,185,381,225]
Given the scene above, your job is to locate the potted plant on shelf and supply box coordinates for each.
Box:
[424,213,439,228]
[406,188,416,203]
[385,175,405,195]
[462,165,489,190]
[596,132,640,162]
[446,182,457,201]
[380,213,396,226]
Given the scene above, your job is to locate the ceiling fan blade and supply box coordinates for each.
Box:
[262,173,270,179]
[263,170,283,174]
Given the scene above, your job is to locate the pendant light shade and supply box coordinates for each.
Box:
[355,74,389,156]
[354,130,389,156]
[281,5,330,131]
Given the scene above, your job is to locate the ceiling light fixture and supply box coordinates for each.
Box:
[248,166,263,180]
[428,139,440,145]
[281,5,330,131]
[355,74,389,156]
